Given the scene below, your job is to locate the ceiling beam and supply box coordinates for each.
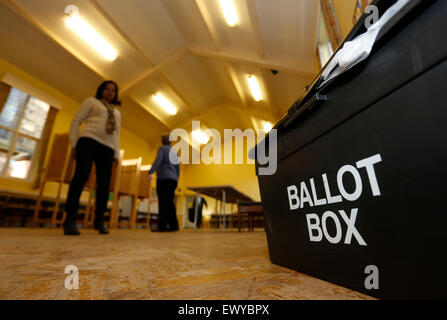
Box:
[126,96,279,138]
[176,102,276,134]
[193,0,223,50]
[120,47,187,97]
[88,0,154,67]
[119,98,170,143]
[129,95,173,130]
[245,0,279,119]
[225,63,248,108]
[193,0,249,108]
[158,73,201,117]
[245,0,266,60]
[188,47,316,78]
[129,93,223,134]
[175,104,222,130]
[226,63,248,108]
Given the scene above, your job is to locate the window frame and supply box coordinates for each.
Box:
[316,0,344,70]
[0,90,47,182]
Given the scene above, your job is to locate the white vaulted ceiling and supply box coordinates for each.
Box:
[0,0,320,143]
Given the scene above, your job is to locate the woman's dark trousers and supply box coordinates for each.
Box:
[64,137,114,229]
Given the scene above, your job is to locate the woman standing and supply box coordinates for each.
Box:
[64,81,121,236]
[148,134,180,232]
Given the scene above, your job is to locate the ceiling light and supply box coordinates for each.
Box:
[263,121,273,133]
[65,11,118,61]
[153,93,178,115]
[192,130,210,144]
[247,75,263,102]
[219,0,239,27]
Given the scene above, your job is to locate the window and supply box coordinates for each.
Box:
[0,86,51,180]
[317,9,334,68]
[317,0,343,69]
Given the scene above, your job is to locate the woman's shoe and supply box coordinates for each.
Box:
[63,223,80,236]
[63,214,80,236]
[94,222,109,235]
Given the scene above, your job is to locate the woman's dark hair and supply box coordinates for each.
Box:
[96,80,121,106]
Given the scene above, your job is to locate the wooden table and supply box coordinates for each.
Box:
[187,185,254,231]
[238,202,263,231]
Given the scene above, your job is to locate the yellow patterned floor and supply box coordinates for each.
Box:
[0,228,374,300]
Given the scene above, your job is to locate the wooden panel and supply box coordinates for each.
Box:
[119,166,135,194]
[45,133,70,181]
[108,150,124,228]
[109,151,124,192]
[119,159,141,196]
[137,168,151,198]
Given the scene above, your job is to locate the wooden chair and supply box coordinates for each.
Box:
[134,165,152,228]
[109,157,141,229]
[32,133,95,228]
[84,149,124,229]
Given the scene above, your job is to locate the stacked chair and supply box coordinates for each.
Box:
[33,132,154,230]
[109,157,141,229]
[134,165,153,229]
[32,133,96,228]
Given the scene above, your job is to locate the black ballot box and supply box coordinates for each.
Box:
[254,0,447,299]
